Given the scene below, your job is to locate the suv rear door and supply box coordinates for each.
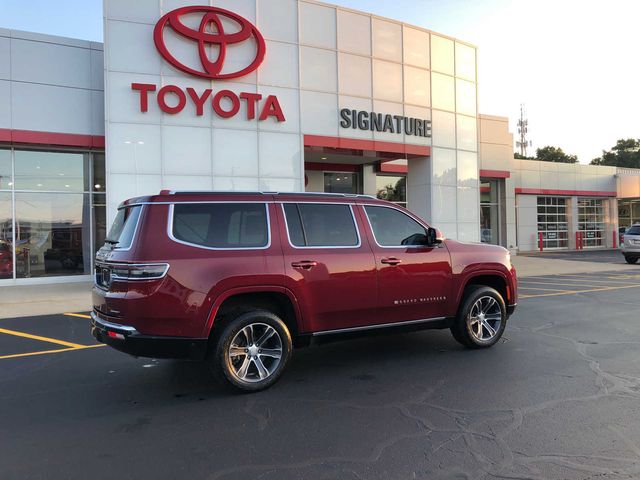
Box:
[277,201,378,333]
[360,204,453,323]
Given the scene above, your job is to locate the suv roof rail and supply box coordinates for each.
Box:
[161,190,377,199]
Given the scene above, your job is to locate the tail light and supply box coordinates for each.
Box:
[95,263,169,289]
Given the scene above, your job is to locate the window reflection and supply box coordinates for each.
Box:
[14,150,89,192]
[376,175,407,207]
[0,192,12,279]
[15,193,91,278]
[0,149,11,190]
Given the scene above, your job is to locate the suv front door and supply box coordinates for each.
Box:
[361,204,453,323]
[277,202,378,333]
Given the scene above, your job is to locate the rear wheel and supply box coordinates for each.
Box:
[625,256,638,264]
[451,286,506,348]
[209,310,292,392]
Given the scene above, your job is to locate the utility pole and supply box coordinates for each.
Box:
[516,104,532,157]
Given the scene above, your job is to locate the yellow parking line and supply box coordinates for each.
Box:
[63,313,91,319]
[520,281,609,288]
[541,274,639,283]
[0,327,84,349]
[518,286,565,292]
[520,283,640,299]
[0,344,105,360]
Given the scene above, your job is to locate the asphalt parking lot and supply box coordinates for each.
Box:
[2,269,640,479]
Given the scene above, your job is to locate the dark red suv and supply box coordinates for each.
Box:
[92,191,517,391]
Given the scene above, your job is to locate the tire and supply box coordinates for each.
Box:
[625,256,638,264]
[450,286,507,349]
[208,310,292,392]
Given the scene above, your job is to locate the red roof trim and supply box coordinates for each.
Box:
[480,169,511,179]
[0,128,105,149]
[379,163,408,174]
[304,135,430,157]
[515,188,617,197]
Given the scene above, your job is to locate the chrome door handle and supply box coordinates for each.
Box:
[291,260,318,270]
[381,257,402,266]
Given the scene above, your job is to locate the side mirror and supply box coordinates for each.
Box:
[427,227,444,246]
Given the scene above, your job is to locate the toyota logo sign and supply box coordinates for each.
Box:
[153,6,266,80]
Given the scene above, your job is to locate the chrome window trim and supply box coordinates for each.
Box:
[280,202,362,250]
[107,204,144,252]
[312,316,446,336]
[361,204,432,249]
[167,202,272,251]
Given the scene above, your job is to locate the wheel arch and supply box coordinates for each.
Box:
[458,272,511,308]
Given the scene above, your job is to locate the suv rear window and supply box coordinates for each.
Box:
[626,225,640,235]
[172,203,268,249]
[105,205,142,249]
[283,203,359,247]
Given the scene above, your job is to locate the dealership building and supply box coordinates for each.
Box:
[1,0,640,285]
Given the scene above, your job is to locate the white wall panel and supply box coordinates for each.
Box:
[258,131,301,178]
[91,90,106,135]
[373,60,402,103]
[0,37,10,80]
[337,10,371,56]
[0,80,11,128]
[257,0,298,43]
[11,38,91,89]
[403,27,429,69]
[161,125,212,175]
[431,35,454,75]
[106,21,161,74]
[457,187,479,223]
[431,110,456,149]
[259,41,299,89]
[372,18,402,62]
[107,71,162,124]
[259,177,300,192]
[432,148,456,187]
[372,100,404,143]
[300,47,337,92]
[431,185,457,222]
[212,128,259,177]
[214,176,260,191]
[11,82,92,134]
[338,53,371,98]
[299,2,336,49]
[456,78,476,116]
[431,72,455,112]
[162,175,213,191]
[456,114,477,152]
[256,85,300,133]
[403,105,431,146]
[107,123,161,174]
[213,0,257,22]
[455,42,476,81]
[404,66,430,107]
[300,91,338,135]
[106,0,160,24]
[90,49,104,91]
[457,151,478,186]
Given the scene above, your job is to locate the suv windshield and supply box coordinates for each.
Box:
[105,205,142,249]
[626,225,640,235]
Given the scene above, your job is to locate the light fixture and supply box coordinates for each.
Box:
[37,183,43,187]
[94,184,102,189]
[7,182,13,186]
[137,141,145,145]
[58,173,65,176]
[321,157,327,160]
[65,185,70,188]
[124,141,131,145]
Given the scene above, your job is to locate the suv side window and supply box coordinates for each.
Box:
[283,203,359,247]
[364,205,428,247]
[172,203,269,249]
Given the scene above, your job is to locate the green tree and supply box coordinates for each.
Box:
[514,152,534,159]
[535,146,578,163]
[590,139,640,168]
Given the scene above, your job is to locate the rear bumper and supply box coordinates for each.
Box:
[91,311,208,361]
[621,249,640,258]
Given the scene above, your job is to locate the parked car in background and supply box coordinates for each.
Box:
[621,224,640,264]
[92,191,518,392]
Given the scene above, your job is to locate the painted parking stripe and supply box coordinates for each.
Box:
[520,280,613,288]
[0,344,105,360]
[0,327,85,349]
[520,283,640,299]
[63,313,92,319]
[518,286,566,292]
[525,276,639,285]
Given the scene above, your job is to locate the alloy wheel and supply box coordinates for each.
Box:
[467,296,502,342]
[228,323,283,383]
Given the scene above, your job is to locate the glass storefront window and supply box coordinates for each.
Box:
[14,150,89,192]
[376,175,407,207]
[480,180,500,245]
[324,172,360,194]
[0,149,105,281]
[0,149,12,190]
[0,192,13,280]
[15,193,91,278]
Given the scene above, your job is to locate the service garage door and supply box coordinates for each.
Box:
[537,197,569,249]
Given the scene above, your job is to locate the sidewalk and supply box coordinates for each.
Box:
[0,281,92,319]
[512,254,632,278]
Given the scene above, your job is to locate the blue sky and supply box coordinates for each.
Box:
[1,0,639,163]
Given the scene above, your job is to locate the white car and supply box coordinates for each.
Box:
[621,224,640,264]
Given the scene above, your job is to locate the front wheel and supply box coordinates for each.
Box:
[625,255,638,264]
[209,310,292,392]
[451,286,507,348]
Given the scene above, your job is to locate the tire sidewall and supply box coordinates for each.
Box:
[458,286,507,348]
[213,310,292,392]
